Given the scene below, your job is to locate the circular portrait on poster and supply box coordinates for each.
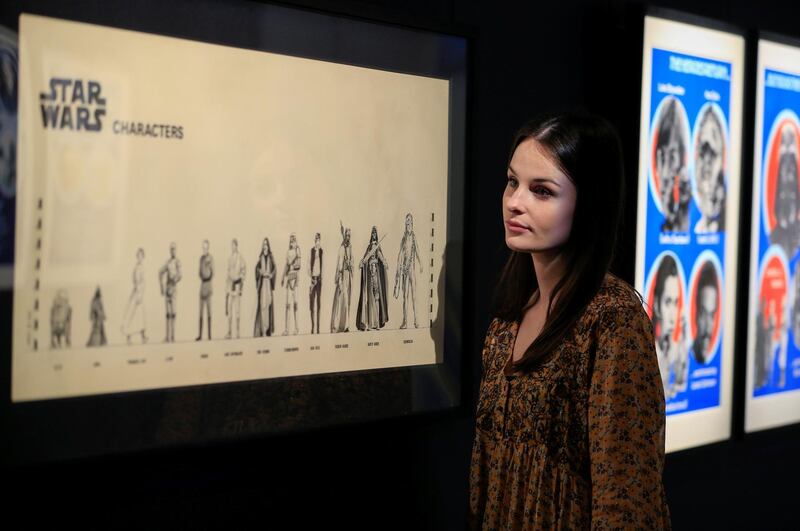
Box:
[691,103,728,234]
[762,110,800,257]
[688,251,723,364]
[754,245,790,390]
[649,95,691,233]
[645,251,688,399]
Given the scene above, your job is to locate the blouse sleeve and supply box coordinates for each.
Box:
[588,302,670,530]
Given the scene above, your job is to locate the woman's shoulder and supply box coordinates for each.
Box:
[587,273,648,322]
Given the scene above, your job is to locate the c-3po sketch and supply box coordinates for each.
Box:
[159,242,182,343]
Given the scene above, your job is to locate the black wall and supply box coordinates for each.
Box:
[3,0,800,529]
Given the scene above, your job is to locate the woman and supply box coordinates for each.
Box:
[122,248,147,344]
[254,238,276,337]
[469,112,670,529]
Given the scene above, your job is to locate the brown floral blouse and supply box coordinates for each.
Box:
[469,274,670,530]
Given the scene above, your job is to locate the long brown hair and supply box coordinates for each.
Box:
[494,111,625,371]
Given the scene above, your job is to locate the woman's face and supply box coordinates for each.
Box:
[262,239,269,254]
[503,138,576,254]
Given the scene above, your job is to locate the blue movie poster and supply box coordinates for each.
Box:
[752,69,800,397]
[643,48,731,415]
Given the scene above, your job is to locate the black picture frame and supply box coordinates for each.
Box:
[0,0,467,464]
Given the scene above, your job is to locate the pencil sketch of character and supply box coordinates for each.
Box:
[254,238,276,337]
[356,226,389,331]
[394,213,423,329]
[122,248,147,344]
[281,233,301,335]
[87,286,107,347]
[309,232,323,334]
[196,239,214,341]
[331,223,353,333]
[50,289,71,348]
[159,242,182,343]
[226,238,246,339]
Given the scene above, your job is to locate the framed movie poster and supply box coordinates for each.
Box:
[3,2,466,463]
[636,11,744,452]
[745,37,800,433]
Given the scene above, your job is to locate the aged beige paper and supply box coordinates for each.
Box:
[13,14,449,401]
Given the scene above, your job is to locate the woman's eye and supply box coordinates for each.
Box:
[506,176,518,188]
[532,186,553,197]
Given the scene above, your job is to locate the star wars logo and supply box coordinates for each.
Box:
[40,78,106,132]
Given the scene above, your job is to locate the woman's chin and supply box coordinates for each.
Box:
[504,236,533,253]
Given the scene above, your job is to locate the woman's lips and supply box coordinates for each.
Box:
[505,220,530,233]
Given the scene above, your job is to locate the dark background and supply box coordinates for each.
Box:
[2,0,799,529]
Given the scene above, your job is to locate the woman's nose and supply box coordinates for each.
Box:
[506,187,524,212]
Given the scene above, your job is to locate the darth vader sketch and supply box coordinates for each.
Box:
[122,248,147,344]
[87,287,107,347]
[50,289,72,348]
[281,233,301,336]
[254,238,276,337]
[655,97,691,233]
[770,125,800,255]
[159,242,182,343]
[356,226,389,331]
[394,213,423,329]
[331,222,353,333]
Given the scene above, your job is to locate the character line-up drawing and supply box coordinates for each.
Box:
[226,238,246,339]
[159,242,182,343]
[122,248,147,344]
[87,286,107,347]
[309,232,323,334]
[356,226,389,331]
[281,233,301,336]
[197,240,214,341]
[254,237,276,337]
[394,213,423,329]
[50,289,72,348]
[331,222,353,333]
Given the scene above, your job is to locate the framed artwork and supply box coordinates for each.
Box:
[635,9,745,452]
[745,35,800,433]
[3,1,466,463]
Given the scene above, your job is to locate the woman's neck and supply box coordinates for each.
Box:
[531,250,566,307]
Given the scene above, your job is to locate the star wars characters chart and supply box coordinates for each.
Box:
[36,218,433,348]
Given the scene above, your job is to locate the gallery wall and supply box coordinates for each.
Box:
[2,0,799,529]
